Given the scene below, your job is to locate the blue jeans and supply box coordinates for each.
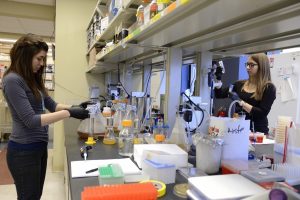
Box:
[6,147,48,200]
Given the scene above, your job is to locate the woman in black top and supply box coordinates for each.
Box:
[215,53,276,134]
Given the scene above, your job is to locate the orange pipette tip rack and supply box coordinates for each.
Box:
[81,182,157,200]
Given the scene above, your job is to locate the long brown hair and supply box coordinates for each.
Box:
[4,34,48,100]
[248,53,272,100]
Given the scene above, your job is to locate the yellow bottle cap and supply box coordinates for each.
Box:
[155,134,165,142]
[122,120,132,127]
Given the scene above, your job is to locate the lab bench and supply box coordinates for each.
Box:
[65,135,300,200]
[65,135,186,200]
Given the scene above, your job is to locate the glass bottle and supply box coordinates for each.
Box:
[142,117,153,144]
[113,103,125,134]
[103,117,116,145]
[118,120,134,157]
[133,116,142,144]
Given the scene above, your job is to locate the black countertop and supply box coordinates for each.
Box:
[65,135,300,200]
[65,136,187,200]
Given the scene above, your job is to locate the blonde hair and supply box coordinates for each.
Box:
[247,53,272,100]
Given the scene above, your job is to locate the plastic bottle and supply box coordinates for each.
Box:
[136,5,144,26]
[118,120,134,157]
[150,0,158,19]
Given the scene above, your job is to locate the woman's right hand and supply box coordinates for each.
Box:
[66,107,89,120]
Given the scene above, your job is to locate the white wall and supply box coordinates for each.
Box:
[268,51,300,128]
[53,0,104,171]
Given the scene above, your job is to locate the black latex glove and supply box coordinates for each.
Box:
[228,91,241,101]
[215,66,223,81]
[67,107,89,120]
[72,101,95,109]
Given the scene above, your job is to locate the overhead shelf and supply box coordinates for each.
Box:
[95,0,197,63]
[86,0,114,30]
[86,62,117,74]
[89,0,300,73]
[98,7,136,41]
[95,0,300,64]
[86,0,138,55]
[86,40,106,56]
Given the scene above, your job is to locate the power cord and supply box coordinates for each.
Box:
[182,92,205,132]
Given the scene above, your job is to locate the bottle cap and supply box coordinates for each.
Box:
[112,100,119,104]
[122,120,133,127]
[103,107,111,117]
[155,134,165,142]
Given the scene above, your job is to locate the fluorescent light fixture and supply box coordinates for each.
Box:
[281,47,300,54]
[0,38,16,43]
[0,38,54,45]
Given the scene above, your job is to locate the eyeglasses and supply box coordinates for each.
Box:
[245,62,258,68]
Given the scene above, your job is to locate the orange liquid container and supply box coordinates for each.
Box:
[81,183,157,200]
[103,128,116,145]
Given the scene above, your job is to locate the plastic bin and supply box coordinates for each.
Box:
[193,135,223,174]
[142,159,176,184]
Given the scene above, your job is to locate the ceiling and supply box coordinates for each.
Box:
[0,0,55,39]
[0,0,55,61]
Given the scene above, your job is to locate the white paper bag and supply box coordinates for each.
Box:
[209,117,250,160]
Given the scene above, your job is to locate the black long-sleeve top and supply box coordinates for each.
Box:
[215,81,276,134]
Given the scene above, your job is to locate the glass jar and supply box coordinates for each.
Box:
[118,120,134,157]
